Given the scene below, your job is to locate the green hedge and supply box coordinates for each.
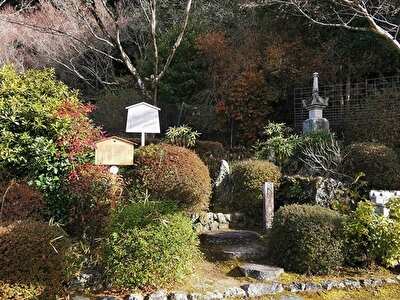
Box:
[269,204,345,275]
[231,160,281,220]
[0,221,72,292]
[343,142,400,190]
[103,201,200,289]
[133,144,212,212]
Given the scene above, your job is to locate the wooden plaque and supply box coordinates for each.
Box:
[95,136,135,166]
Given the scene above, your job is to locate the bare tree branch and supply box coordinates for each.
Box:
[242,0,400,53]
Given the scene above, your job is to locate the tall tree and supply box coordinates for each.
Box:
[243,0,400,54]
[0,0,194,104]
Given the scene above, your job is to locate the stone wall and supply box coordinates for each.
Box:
[191,212,247,233]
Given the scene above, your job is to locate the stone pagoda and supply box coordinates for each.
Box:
[302,72,330,134]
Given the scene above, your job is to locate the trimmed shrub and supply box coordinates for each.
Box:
[0,180,45,223]
[0,221,72,290]
[343,142,400,190]
[344,200,400,268]
[133,144,211,212]
[269,204,345,275]
[103,201,200,289]
[66,163,125,238]
[231,160,281,219]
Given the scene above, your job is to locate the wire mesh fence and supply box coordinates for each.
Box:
[294,75,400,134]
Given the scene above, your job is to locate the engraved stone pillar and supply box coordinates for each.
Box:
[262,182,274,230]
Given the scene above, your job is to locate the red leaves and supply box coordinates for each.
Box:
[54,100,103,160]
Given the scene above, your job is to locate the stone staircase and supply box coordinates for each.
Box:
[199,229,268,262]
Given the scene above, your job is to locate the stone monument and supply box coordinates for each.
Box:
[302,72,329,134]
[262,182,274,230]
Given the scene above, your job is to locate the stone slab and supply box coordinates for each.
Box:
[239,263,284,280]
[200,230,261,246]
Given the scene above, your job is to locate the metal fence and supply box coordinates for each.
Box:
[294,75,400,133]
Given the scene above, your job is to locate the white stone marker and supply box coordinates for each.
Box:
[262,182,274,230]
[126,102,161,147]
[369,190,400,217]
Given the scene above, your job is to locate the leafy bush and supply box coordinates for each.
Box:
[269,204,345,275]
[344,200,400,267]
[0,282,44,300]
[0,180,45,223]
[0,221,72,290]
[133,144,211,212]
[254,122,301,167]
[66,164,125,239]
[165,125,201,148]
[104,201,200,289]
[0,65,102,220]
[230,160,281,220]
[343,142,400,189]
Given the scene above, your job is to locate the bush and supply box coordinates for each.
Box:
[66,164,125,239]
[0,180,45,223]
[344,200,400,268]
[269,204,345,275]
[0,282,44,300]
[343,142,400,189]
[133,144,211,212]
[0,65,102,220]
[165,125,201,148]
[230,160,281,220]
[0,221,72,290]
[103,201,200,289]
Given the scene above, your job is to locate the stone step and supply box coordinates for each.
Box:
[202,242,268,261]
[200,230,262,246]
[238,263,284,281]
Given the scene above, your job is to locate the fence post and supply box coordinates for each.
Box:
[262,182,274,230]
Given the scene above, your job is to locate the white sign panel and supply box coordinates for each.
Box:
[126,102,161,134]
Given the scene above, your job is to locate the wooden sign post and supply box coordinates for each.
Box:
[125,102,161,147]
[262,182,274,230]
[95,136,136,173]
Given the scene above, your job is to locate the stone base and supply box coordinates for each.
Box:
[303,118,329,134]
[239,263,284,280]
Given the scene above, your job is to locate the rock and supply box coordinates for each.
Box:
[304,282,322,292]
[129,294,144,300]
[224,214,231,222]
[241,283,283,297]
[147,290,168,300]
[72,296,91,300]
[218,223,229,230]
[191,213,199,222]
[187,293,202,300]
[194,223,204,233]
[321,280,335,291]
[279,296,305,300]
[216,213,226,223]
[199,213,213,225]
[342,279,361,289]
[202,291,223,300]
[210,221,219,231]
[238,263,284,280]
[168,292,188,300]
[384,278,397,285]
[222,287,246,298]
[287,282,306,292]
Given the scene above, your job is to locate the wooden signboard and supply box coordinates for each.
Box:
[95,136,135,166]
[125,102,161,146]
